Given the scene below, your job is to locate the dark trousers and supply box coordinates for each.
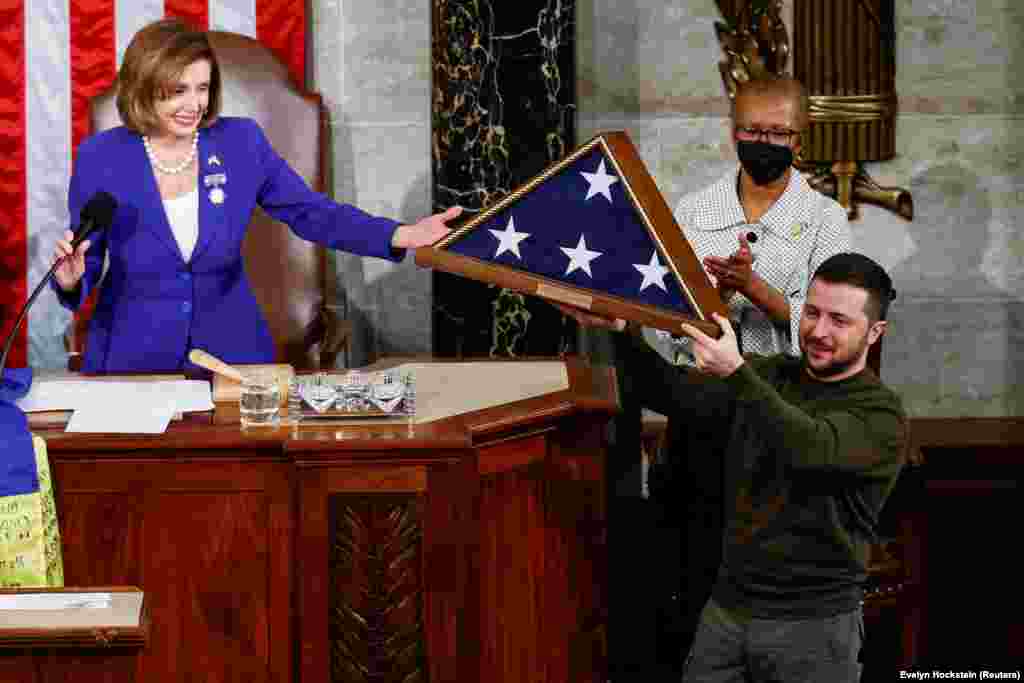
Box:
[683,599,865,682]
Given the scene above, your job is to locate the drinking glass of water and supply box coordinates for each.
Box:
[240,378,281,427]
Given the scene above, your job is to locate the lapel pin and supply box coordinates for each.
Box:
[204,173,227,205]
[791,223,803,239]
[208,154,222,167]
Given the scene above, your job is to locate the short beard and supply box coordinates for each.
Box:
[801,331,870,379]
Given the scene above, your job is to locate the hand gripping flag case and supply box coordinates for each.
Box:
[416,131,727,337]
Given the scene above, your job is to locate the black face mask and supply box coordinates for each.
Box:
[737,140,794,186]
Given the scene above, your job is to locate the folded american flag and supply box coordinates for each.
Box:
[417,131,725,335]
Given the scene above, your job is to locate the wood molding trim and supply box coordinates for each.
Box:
[641,414,1024,453]
[909,417,1024,450]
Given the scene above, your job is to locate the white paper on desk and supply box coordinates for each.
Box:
[66,401,176,434]
[0,592,113,610]
[143,380,214,413]
[17,379,213,415]
[15,379,94,412]
[17,379,213,433]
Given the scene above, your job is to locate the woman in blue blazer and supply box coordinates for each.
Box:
[52,18,458,374]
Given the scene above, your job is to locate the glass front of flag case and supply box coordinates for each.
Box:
[417,132,727,337]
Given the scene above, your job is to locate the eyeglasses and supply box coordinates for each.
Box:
[734,126,800,146]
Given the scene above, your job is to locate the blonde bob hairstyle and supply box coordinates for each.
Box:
[116,18,222,135]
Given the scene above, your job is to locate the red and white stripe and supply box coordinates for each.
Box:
[0,0,305,369]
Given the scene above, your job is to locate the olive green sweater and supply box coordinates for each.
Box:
[622,332,907,619]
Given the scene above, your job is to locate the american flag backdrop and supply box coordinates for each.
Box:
[437,142,706,324]
[0,0,306,369]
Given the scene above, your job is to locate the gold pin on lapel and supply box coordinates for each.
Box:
[791,223,803,239]
[204,172,227,205]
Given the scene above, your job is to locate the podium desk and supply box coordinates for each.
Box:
[29,358,618,683]
[0,587,147,683]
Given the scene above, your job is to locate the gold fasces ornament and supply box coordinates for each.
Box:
[802,161,913,221]
[714,0,788,97]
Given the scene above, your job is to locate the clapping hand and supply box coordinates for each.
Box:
[392,206,463,249]
[704,233,755,298]
[52,229,90,292]
[679,313,744,377]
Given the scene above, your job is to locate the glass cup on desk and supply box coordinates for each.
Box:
[239,377,281,427]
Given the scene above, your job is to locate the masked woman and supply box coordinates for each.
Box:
[670,76,851,362]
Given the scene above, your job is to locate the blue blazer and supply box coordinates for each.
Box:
[54,117,402,373]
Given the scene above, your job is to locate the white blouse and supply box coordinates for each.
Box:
[163,188,199,262]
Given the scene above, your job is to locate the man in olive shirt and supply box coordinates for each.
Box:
[561,252,906,681]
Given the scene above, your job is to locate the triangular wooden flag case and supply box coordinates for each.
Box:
[417,131,727,336]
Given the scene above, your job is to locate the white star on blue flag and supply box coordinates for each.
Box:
[580,159,619,202]
[633,250,670,292]
[489,217,531,259]
[560,234,603,277]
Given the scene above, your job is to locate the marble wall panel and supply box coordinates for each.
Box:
[896,0,1024,113]
[336,0,431,122]
[333,124,433,362]
[577,0,728,115]
[862,115,1024,417]
[578,113,735,234]
[312,0,433,367]
[882,298,1024,417]
[430,0,577,358]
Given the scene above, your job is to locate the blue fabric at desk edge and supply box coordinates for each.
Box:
[1,367,39,496]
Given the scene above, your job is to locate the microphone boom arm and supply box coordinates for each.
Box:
[0,190,116,375]
[0,257,68,375]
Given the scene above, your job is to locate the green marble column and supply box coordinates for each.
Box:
[431,0,577,357]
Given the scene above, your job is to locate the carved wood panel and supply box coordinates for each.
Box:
[329,496,426,683]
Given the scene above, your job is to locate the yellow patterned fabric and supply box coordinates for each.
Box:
[0,436,64,587]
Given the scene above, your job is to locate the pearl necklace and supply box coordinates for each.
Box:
[143,130,199,175]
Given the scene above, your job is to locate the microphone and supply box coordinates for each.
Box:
[69,191,118,251]
[745,231,758,244]
[0,191,118,375]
